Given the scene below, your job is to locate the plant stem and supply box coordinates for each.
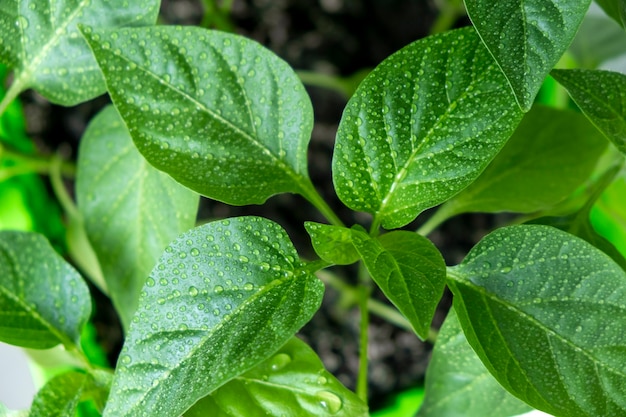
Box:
[356,262,372,402]
[416,203,457,236]
[299,179,345,227]
[0,143,77,180]
[0,73,27,118]
[296,70,352,99]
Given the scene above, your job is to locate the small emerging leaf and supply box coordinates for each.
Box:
[76,105,199,329]
[333,27,523,229]
[551,68,626,155]
[0,231,91,349]
[81,26,315,206]
[185,337,368,417]
[418,308,533,417]
[351,228,446,340]
[465,0,591,110]
[103,217,324,417]
[448,225,626,417]
[0,0,159,105]
[304,222,360,265]
[440,105,607,217]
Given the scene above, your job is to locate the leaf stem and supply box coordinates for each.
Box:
[356,262,371,402]
[0,74,27,118]
[296,70,352,99]
[416,203,457,236]
[0,143,77,180]
[299,179,345,227]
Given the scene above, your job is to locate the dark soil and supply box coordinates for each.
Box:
[18,0,505,412]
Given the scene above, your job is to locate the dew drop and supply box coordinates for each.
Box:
[260,262,270,271]
[214,285,224,294]
[244,282,255,291]
[190,248,200,257]
[188,286,199,297]
[120,354,132,365]
[269,353,292,371]
[316,390,343,414]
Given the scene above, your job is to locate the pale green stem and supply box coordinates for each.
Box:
[356,261,371,402]
[299,179,345,227]
[416,203,458,236]
[296,70,352,99]
[1,144,76,180]
[49,155,79,219]
[0,74,28,118]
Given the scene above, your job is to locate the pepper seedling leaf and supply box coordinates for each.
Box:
[184,337,368,417]
[0,231,91,349]
[81,26,316,206]
[332,27,523,229]
[304,222,360,265]
[0,0,159,106]
[76,105,199,329]
[551,68,626,155]
[351,228,446,340]
[418,308,533,417]
[439,105,607,217]
[103,217,325,417]
[448,224,626,417]
[465,0,591,110]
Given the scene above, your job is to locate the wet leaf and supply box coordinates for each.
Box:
[418,309,533,417]
[76,105,199,329]
[332,27,523,229]
[81,26,315,206]
[29,370,109,417]
[595,0,626,28]
[184,337,368,417]
[448,224,626,417]
[465,0,591,110]
[551,69,626,155]
[103,217,324,417]
[0,0,159,105]
[439,105,607,217]
[304,222,360,265]
[351,228,446,340]
[0,231,91,349]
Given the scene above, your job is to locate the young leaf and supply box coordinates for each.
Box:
[351,228,446,340]
[332,27,523,229]
[81,26,316,206]
[438,105,607,217]
[0,0,159,106]
[447,224,626,417]
[304,222,360,265]
[418,309,533,417]
[29,370,109,417]
[0,231,91,349]
[76,105,199,329]
[103,217,325,417]
[551,69,626,155]
[465,0,591,110]
[184,337,368,417]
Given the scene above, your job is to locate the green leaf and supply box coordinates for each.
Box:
[103,216,325,417]
[568,11,626,68]
[81,26,315,206]
[551,69,626,155]
[351,228,446,340]
[465,0,591,111]
[332,27,523,229]
[595,0,626,28]
[439,105,607,217]
[184,337,368,417]
[29,370,109,417]
[0,0,159,105]
[447,224,626,417]
[304,222,360,265]
[76,105,199,329]
[591,169,626,259]
[418,308,533,417]
[0,231,91,349]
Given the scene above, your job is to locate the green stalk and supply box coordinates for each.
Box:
[299,179,345,227]
[356,261,371,402]
[0,144,77,180]
[0,73,28,118]
[416,203,457,236]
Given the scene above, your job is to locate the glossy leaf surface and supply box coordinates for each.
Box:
[440,105,607,216]
[465,0,591,110]
[0,231,91,349]
[418,309,533,417]
[352,229,446,340]
[0,0,159,105]
[304,222,360,265]
[82,26,315,205]
[333,27,523,229]
[103,217,325,417]
[448,225,626,417]
[185,337,368,417]
[29,371,106,417]
[76,105,199,328]
[551,69,626,154]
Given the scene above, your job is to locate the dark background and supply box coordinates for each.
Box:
[18,0,507,411]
